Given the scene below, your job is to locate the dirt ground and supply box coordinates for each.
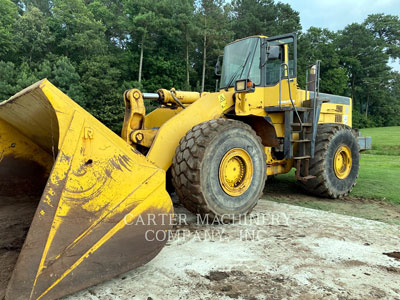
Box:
[0,195,38,299]
[2,192,400,300]
[59,199,400,300]
[264,176,400,225]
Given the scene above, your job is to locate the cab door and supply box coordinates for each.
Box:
[262,33,298,108]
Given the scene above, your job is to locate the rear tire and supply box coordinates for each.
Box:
[171,119,266,219]
[298,124,360,198]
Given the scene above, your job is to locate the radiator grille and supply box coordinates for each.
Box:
[336,105,343,112]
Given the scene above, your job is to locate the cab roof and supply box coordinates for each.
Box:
[226,35,268,46]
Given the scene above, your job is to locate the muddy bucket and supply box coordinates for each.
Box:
[0,80,173,300]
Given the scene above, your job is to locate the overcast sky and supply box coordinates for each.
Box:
[278,0,400,71]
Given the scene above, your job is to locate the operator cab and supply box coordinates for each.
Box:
[217,33,297,94]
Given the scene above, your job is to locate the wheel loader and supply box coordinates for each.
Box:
[0,32,371,300]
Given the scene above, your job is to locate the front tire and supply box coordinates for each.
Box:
[298,124,360,198]
[171,119,266,219]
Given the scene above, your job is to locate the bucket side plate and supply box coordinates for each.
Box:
[1,80,173,300]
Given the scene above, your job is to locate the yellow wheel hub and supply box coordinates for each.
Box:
[334,145,352,179]
[219,148,253,196]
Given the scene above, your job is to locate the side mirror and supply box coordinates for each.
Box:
[215,55,223,77]
[266,45,280,60]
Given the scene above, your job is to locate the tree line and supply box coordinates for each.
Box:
[0,0,399,131]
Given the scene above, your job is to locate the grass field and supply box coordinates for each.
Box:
[263,126,400,224]
[355,126,400,203]
[361,126,400,156]
[351,154,400,204]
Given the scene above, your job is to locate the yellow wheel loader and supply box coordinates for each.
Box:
[0,33,371,300]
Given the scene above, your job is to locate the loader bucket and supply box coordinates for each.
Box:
[0,80,173,300]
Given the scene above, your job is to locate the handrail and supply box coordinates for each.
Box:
[279,63,302,131]
[310,60,321,157]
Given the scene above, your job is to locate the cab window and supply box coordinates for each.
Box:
[265,37,295,86]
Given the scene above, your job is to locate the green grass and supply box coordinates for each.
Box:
[352,154,400,204]
[264,154,400,224]
[268,192,400,225]
[268,153,400,204]
[361,126,400,156]
[263,126,400,224]
[355,126,400,203]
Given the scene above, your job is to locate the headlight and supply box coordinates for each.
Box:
[235,79,254,93]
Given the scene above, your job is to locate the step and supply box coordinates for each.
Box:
[291,123,312,127]
[293,156,311,160]
[292,130,312,134]
[291,139,311,143]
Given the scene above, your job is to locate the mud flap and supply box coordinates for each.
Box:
[0,80,173,300]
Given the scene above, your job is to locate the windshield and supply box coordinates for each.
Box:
[220,37,261,89]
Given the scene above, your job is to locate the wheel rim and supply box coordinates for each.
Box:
[219,148,253,196]
[333,145,352,179]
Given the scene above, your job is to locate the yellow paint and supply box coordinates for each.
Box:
[235,87,266,116]
[2,35,357,299]
[31,112,84,298]
[334,145,352,179]
[147,90,235,170]
[265,147,293,176]
[144,106,184,129]
[218,148,253,196]
[130,129,158,147]
[284,44,289,77]
[35,121,97,279]
[37,181,171,300]
[297,89,352,127]
[142,74,351,176]
[319,102,352,127]
[0,80,172,300]
[158,89,201,104]
[0,118,53,172]
[218,93,227,110]
[121,89,146,144]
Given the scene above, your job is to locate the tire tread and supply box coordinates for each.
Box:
[171,119,266,218]
[298,123,359,198]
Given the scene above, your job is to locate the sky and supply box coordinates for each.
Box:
[279,0,400,71]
